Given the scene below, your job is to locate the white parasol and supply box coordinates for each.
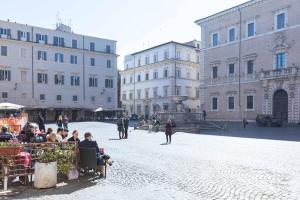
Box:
[0,102,25,110]
[94,107,103,112]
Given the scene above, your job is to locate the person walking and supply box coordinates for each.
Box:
[117,116,124,139]
[37,113,46,132]
[165,119,173,144]
[203,110,207,121]
[123,115,129,139]
[63,114,69,129]
[56,114,63,129]
[243,118,248,129]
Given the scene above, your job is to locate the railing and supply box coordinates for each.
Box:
[0,142,78,191]
[205,67,299,85]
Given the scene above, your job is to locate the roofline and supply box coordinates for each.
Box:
[195,0,267,25]
[0,19,117,43]
[130,40,199,56]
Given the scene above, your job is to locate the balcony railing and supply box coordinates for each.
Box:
[205,66,299,85]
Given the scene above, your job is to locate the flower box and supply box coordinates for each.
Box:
[0,145,22,156]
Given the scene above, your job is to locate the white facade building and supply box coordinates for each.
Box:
[0,19,118,121]
[120,41,200,119]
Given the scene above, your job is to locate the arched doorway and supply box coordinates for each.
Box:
[273,89,288,121]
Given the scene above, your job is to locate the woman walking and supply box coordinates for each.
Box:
[117,116,124,139]
[165,119,173,144]
[56,114,63,129]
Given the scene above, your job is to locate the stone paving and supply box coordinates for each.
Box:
[5,122,300,200]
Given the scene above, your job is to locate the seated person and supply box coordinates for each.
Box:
[0,126,13,142]
[62,128,69,142]
[46,127,53,135]
[47,133,58,143]
[79,132,112,177]
[56,128,64,142]
[68,130,80,143]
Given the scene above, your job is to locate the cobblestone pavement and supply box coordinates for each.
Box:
[7,122,300,200]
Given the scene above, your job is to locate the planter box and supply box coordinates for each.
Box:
[0,146,22,156]
[34,161,57,189]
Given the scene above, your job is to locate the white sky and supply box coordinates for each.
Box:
[1,0,248,69]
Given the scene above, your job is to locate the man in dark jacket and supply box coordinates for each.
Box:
[123,115,129,139]
[0,126,13,142]
[37,114,46,132]
[79,132,112,177]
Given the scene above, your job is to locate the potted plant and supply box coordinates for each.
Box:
[34,145,60,189]
[34,143,78,188]
[0,141,22,156]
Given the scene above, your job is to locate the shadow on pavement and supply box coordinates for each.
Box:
[199,122,300,142]
[6,175,105,199]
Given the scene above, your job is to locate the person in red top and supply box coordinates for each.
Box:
[165,119,173,144]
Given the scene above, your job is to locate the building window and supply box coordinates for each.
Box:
[164,50,169,59]
[153,71,158,79]
[276,12,286,30]
[228,96,235,110]
[176,86,181,96]
[212,33,219,46]
[0,70,11,81]
[2,92,8,99]
[54,74,65,85]
[71,76,80,86]
[72,39,77,48]
[145,89,149,99]
[105,79,113,88]
[163,86,168,97]
[38,51,47,61]
[53,36,64,47]
[246,95,254,110]
[276,53,286,69]
[247,22,255,37]
[153,53,158,62]
[137,104,142,114]
[90,42,95,51]
[107,97,112,103]
[0,28,11,38]
[138,59,141,66]
[153,87,158,98]
[55,53,64,63]
[20,48,27,59]
[18,31,30,41]
[196,55,200,63]
[107,60,111,68]
[89,77,98,87]
[247,60,254,74]
[164,69,168,78]
[229,64,235,75]
[40,94,45,100]
[90,58,95,66]
[212,97,218,111]
[212,66,218,79]
[91,96,96,103]
[122,93,126,101]
[130,76,133,83]
[36,34,48,44]
[197,72,200,80]
[70,55,77,64]
[163,104,169,111]
[1,46,7,56]
[129,91,133,100]
[176,51,181,59]
[123,78,126,84]
[145,73,149,81]
[228,28,236,42]
[196,88,200,98]
[37,73,48,84]
[56,95,62,101]
[176,69,181,78]
[21,71,27,82]
[137,90,141,100]
[106,45,111,53]
[145,56,149,65]
[73,95,78,102]
[137,74,141,82]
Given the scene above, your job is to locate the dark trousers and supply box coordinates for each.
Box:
[124,126,128,139]
[166,134,172,144]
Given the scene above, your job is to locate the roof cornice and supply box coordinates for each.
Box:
[195,0,268,26]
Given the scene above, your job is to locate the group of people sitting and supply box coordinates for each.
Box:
[0,122,112,177]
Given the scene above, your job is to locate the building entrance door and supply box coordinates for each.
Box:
[145,105,149,120]
[273,89,288,121]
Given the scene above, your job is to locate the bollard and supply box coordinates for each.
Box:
[3,166,8,191]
